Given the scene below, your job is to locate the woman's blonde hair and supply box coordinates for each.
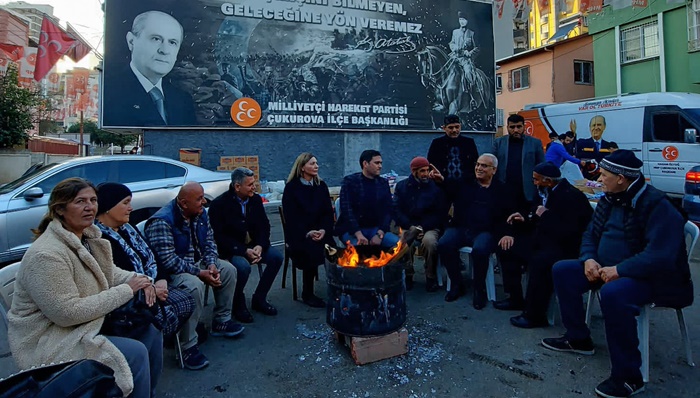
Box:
[287,152,320,185]
[32,177,97,238]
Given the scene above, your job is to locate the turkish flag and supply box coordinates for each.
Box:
[34,17,77,81]
[0,44,24,62]
[66,23,91,63]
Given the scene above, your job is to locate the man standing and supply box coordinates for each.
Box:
[492,113,545,210]
[437,154,512,309]
[542,150,693,398]
[209,168,282,324]
[575,115,613,180]
[545,133,584,168]
[393,156,447,291]
[495,162,593,328]
[103,10,196,126]
[146,182,243,370]
[335,150,399,248]
[427,114,479,203]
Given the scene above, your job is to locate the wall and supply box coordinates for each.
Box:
[0,9,29,46]
[144,130,495,186]
[0,154,31,184]
[496,50,553,113]
[552,36,596,102]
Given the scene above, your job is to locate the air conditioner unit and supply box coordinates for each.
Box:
[540,15,549,24]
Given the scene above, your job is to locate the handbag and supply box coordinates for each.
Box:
[100,289,160,339]
[0,359,123,398]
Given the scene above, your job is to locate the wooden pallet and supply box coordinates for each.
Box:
[335,327,408,365]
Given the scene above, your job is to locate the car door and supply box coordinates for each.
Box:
[643,106,700,196]
[4,162,113,260]
[116,159,187,223]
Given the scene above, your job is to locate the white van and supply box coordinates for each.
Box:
[519,92,700,197]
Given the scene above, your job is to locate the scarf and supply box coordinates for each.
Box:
[96,221,157,279]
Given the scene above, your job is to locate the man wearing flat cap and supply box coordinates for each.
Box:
[427,114,479,204]
[393,157,447,291]
[494,162,592,329]
[541,150,693,398]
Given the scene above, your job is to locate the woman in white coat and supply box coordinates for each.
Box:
[7,178,160,397]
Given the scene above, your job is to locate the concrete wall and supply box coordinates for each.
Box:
[144,130,495,186]
[0,153,78,183]
[552,37,596,103]
[496,50,553,114]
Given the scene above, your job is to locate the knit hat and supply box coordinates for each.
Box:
[458,11,465,19]
[96,182,132,216]
[443,114,460,126]
[533,162,561,178]
[410,156,430,171]
[600,149,643,178]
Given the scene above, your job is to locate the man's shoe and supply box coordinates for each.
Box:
[541,335,595,355]
[425,277,439,293]
[595,377,645,398]
[211,320,245,338]
[233,307,254,323]
[472,289,487,310]
[405,276,414,291]
[510,314,549,329]
[302,294,326,308]
[493,297,525,311]
[181,345,209,370]
[444,285,465,302]
[252,299,278,316]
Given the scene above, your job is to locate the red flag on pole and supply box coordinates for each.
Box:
[66,23,92,63]
[34,17,77,81]
[0,44,24,62]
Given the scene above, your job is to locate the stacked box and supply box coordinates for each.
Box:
[179,148,201,166]
[218,155,261,192]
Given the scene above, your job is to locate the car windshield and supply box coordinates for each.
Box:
[0,163,59,195]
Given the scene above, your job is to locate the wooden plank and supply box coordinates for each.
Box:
[347,327,408,365]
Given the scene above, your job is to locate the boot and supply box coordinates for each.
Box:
[301,268,325,308]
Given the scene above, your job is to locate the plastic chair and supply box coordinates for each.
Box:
[279,206,299,300]
[585,221,698,383]
[436,248,497,302]
[0,262,20,311]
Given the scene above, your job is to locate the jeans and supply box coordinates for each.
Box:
[437,228,495,291]
[341,228,400,248]
[553,259,651,380]
[230,246,283,305]
[107,324,162,398]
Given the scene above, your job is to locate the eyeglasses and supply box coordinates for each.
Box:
[475,162,495,169]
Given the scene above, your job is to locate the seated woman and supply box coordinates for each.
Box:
[282,153,335,308]
[95,182,195,339]
[7,178,160,398]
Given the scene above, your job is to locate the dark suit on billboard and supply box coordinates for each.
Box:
[103,68,197,127]
[576,138,613,180]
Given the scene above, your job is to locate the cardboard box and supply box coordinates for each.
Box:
[234,156,246,164]
[220,156,235,165]
[246,156,259,165]
[179,148,201,166]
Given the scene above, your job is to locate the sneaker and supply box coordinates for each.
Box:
[595,377,645,398]
[251,299,278,316]
[541,335,595,355]
[181,345,209,370]
[211,320,245,337]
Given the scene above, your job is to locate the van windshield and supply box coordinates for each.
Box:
[0,163,59,195]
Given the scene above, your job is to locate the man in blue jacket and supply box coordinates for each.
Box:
[541,150,693,398]
[393,156,447,291]
[335,150,399,248]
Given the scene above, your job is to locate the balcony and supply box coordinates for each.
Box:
[513,29,527,43]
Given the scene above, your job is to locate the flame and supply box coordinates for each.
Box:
[337,239,405,268]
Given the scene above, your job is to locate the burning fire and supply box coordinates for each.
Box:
[337,239,405,268]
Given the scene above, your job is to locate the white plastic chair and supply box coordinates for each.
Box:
[0,262,20,311]
[585,220,698,383]
[436,248,497,302]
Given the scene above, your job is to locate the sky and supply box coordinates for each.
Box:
[1,0,105,70]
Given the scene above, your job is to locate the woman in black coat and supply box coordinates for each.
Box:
[282,153,335,308]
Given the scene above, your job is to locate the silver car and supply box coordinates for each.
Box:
[0,155,231,264]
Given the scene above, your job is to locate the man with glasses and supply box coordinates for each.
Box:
[437,154,513,309]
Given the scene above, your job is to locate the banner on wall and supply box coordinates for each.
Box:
[101,0,496,132]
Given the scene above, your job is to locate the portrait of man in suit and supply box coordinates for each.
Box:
[102,10,196,127]
[576,115,613,180]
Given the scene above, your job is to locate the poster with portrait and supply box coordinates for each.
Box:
[101,0,496,132]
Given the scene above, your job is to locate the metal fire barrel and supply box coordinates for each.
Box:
[325,249,406,337]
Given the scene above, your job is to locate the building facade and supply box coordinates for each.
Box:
[588,0,700,96]
[4,1,55,43]
[0,8,29,47]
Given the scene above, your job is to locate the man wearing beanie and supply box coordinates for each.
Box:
[393,156,447,291]
[542,150,693,398]
[427,114,479,204]
[494,162,592,330]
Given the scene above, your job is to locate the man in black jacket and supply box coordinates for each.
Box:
[427,114,479,203]
[393,156,447,291]
[209,168,282,323]
[494,162,593,328]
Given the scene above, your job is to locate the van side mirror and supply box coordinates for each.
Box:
[23,187,44,201]
[684,128,699,143]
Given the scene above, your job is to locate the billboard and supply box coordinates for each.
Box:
[101,0,495,131]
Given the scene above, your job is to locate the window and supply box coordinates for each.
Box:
[32,165,112,195]
[574,60,594,84]
[688,0,700,51]
[620,21,659,63]
[496,74,502,93]
[652,113,693,142]
[510,66,530,90]
[117,160,186,183]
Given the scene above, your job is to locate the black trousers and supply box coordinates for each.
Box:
[497,234,532,300]
[524,248,567,319]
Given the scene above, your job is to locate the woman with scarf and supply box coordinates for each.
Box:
[95,182,195,339]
